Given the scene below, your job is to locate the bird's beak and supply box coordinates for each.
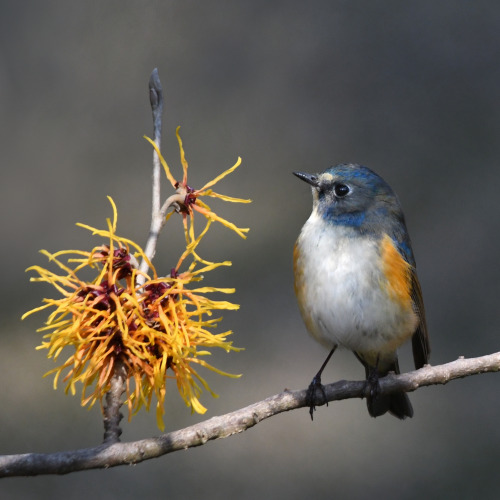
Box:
[293,171,319,187]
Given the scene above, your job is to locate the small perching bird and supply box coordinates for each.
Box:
[293,164,430,419]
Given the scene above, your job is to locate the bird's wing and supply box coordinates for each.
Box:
[410,269,430,369]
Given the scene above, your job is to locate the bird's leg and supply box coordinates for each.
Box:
[365,354,381,399]
[306,346,337,420]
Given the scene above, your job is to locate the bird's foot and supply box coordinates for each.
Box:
[306,374,328,421]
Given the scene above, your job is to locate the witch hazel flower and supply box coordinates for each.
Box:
[24,124,250,431]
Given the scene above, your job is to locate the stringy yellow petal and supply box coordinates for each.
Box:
[198,157,243,192]
[199,190,252,203]
[144,135,177,188]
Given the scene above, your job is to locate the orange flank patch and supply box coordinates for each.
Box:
[380,234,413,308]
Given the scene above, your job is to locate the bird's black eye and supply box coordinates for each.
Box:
[334,183,350,197]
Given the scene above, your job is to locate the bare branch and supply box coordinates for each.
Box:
[149,68,163,218]
[102,359,127,444]
[1,352,499,477]
[137,69,165,284]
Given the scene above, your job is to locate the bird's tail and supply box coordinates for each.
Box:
[360,357,413,419]
[367,387,413,419]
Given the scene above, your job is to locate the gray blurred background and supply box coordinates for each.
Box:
[1,1,500,498]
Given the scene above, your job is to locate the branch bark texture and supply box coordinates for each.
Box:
[1,352,499,477]
[102,359,127,444]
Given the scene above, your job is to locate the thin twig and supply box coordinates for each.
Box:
[2,352,499,477]
[138,68,165,284]
[149,67,163,217]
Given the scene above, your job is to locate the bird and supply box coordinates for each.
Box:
[293,164,430,420]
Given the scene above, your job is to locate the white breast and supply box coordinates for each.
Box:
[294,212,416,360]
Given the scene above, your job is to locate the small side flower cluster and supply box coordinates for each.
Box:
[24,129,250,431]
[145,128,249,242]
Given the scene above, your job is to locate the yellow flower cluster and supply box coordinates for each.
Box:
[24,130,250,430]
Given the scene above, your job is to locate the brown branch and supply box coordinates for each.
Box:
[1,352,499,477]
[102,359,127,444]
